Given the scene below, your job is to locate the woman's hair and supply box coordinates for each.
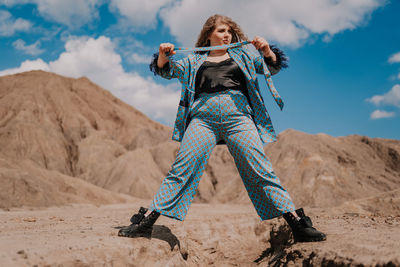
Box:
[195,14,248,48]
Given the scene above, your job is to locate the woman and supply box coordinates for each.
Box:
[119,14,326,243]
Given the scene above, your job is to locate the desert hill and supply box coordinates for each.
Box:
[1,71,400,266]
[1,70,400,212]
[0,70,171,208]
[266,130,400,209]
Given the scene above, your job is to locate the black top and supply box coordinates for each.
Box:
[194,57,247,99]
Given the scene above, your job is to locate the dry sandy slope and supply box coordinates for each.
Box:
[1,70,400,266]
[0,70,171,207]
[2,70,400,210]
[1,203,399,267]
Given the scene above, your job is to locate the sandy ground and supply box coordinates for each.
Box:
[1,202,400,267]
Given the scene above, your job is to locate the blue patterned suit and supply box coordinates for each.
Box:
[148,45,295,221]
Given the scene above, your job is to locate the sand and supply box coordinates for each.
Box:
[1,203,399,267]
[1,71,400,266]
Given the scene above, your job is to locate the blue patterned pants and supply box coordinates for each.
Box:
[149,89,295,221]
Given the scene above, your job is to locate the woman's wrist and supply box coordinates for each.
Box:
[157,43,175,68]
[263,48,277,62]
[157,55,169,68]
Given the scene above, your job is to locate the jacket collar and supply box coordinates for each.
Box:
[228,47,253,80]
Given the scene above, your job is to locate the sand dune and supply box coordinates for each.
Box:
[1,71,399,266]
[1,71,399,209]
[0,203,399,266]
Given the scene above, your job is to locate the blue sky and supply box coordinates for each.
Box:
[0,0,399,140]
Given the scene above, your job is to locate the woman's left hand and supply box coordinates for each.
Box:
[252,36,274,58]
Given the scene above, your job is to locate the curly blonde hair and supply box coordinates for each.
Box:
[195,14,248,49]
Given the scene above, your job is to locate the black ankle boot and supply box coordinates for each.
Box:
[118,207,160,238]
[130,207,148,224]
[283,208,326,242]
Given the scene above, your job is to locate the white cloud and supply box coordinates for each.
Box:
[0,10,31,36]
[367,84,400,108]
[13,39,44,56]
[0,36,180,125]
[370,109,395,119]
[159,0,386,46]
[128,53,152,64]
[1,0,103,28]
[389,52,400,64]
[109,0,173,30]
[387,52,400,81]
[0,58,49,75]
[0,0,29,4]
[2,0,385,45]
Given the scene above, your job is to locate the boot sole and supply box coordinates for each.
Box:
[118,227,152,238]
[294,235,326,242]
[118,231,152,238]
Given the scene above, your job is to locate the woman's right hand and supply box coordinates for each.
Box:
[157,43,175,68]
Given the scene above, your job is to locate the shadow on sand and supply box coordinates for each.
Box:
[253,223,294,266]
[114,224,187,260]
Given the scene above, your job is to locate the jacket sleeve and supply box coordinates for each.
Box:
[253,45,288,76]
[149,53,186,80]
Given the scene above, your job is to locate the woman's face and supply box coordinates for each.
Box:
[208,22,232,46]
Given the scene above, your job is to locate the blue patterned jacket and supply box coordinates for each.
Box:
[150,45,287,145]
